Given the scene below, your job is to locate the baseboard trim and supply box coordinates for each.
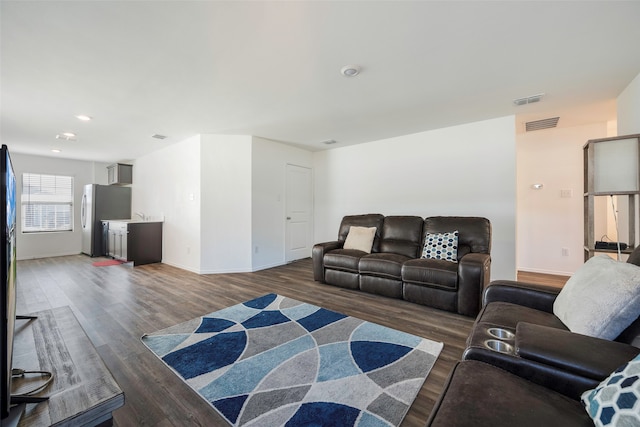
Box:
[17,251,82,261]
[198,261,286,275]
[152,259,304,275]
[160,260,201,274]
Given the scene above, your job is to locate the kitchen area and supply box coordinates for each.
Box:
[81,163,162,266]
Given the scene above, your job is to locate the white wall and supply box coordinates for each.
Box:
[617,72,640,135]
[133,134,315,274]
[313,116,517,281]
[516,122,609,275]
[11,153,110,259]
[132,135,202,272]
[199,135,253,274]
[615,71,640,258]
[93,162,111,185]
[251,137,314,271]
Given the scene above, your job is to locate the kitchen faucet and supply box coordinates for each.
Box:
[135,212,146,221]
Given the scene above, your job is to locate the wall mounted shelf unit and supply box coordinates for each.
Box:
[584,134,640,261]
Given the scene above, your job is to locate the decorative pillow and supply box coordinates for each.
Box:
[421,231,458,263]
[581,353,640,426]
[553,255,640,340]
[343,226,376,253]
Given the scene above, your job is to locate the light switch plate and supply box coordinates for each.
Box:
[560,189,573,198]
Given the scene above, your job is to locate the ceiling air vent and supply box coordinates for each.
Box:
[513,93,545,106]
[525,117,560,132]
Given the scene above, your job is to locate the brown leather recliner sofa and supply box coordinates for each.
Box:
[462,281,640,398]
[312,214,492,317]
[426,249,640,426]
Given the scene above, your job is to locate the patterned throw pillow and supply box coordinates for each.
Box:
[421,231,458,263]
[581,353,640,426]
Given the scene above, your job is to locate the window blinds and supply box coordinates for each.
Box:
[21,173,74,233]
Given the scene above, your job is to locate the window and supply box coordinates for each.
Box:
[21,173,74,233]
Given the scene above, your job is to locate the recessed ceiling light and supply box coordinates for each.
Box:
[340,65,361,77]
[51,149,61,153]
[76,115,92,121]
[62,132,76,138]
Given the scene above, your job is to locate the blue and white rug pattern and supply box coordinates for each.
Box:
[142,293,443,426]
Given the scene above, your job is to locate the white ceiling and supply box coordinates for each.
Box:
[2,1,640,163]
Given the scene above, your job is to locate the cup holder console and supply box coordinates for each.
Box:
[484,339,515,354]
[482,327,516,354]
[487,327,515,340]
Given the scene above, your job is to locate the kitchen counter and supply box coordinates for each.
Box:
[102,220,163,266]
[105,219,164,223]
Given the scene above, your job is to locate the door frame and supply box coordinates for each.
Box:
[284,163,314,263]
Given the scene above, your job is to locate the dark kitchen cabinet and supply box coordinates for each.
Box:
[107,163,133,185]
[102,220,162,266]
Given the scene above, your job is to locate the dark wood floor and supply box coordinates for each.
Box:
[517,270,569,288]
[14,255,563,426]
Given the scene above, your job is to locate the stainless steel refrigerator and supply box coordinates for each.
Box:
[81,184,131,257]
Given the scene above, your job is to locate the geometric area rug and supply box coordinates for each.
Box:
[141,293,443,427]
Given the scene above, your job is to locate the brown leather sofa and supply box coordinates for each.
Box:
[426,249,640,426]
[426,360,600,427]
[463,281,640,398]
[427,325,640,427]
[312,214,492,317]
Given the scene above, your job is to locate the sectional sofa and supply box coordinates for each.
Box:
[312,214,491,317]
[427,249,640,426]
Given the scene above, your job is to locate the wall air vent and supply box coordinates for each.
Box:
[151,134,167,140]
[55,133,77,141]
[513,93,545,106]
[525,117,560,132]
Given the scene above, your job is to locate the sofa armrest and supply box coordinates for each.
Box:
[457,253,491,317]
[483,280,561,313]
[516,322,640,380]
[464,344,605,399]
[312,241,342,282]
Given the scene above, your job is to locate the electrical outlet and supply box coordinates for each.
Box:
[255,246,259,254]
[186,246,191,254]
[562,248,569,256]
[560,189,573,198]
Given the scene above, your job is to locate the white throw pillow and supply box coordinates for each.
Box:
[343,226,376,253]
[553,255,640,340]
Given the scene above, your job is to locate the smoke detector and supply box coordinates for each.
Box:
[340,65,361,77]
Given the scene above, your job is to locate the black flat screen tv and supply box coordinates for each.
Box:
[1,144,17,421]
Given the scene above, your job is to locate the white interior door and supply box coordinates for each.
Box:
[285,164,313,262]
